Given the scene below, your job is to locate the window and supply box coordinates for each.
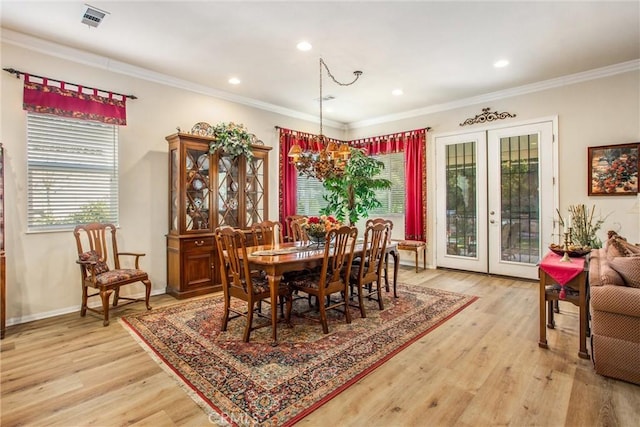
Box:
[295,152,405,217]
[27,113,118,231]
[370,152,405,215]
[296,175,328,215]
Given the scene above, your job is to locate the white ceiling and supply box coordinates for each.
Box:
[1,1,639,127]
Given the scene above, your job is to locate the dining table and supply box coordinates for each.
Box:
[240,240,399,345]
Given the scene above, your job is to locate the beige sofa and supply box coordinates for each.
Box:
[588,232,640,384]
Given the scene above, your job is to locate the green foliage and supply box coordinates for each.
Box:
[70,202,110,224]
[208,122,254,160]
[320,148,392,225]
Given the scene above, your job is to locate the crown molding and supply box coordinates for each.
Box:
[349,59,639,129]
[1,28,347,130]
[3,28,636,132]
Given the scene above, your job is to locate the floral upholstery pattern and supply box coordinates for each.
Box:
[95,269,147,286]
[79,250,110,275]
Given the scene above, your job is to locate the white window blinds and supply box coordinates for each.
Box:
[27,113,118,231]
[296,151,405,217]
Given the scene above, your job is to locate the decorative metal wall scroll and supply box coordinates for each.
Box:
[459,107,516,126]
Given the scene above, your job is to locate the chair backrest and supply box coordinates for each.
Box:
[285,215,307,242]
[73,223,120,277]
[365,218,393,243]
[215,226,253,296]
[358,222,389,285]
[251,220,284,246]
[318,225,358,294]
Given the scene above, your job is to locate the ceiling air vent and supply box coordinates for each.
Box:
[81,4,109,28]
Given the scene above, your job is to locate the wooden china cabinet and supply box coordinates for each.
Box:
[165,132,271,299]
[0,143,5,338]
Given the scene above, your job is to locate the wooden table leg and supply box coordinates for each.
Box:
[267,270,280,346]
[390,248,399,298]
[538,270,548,349]
[578,274,589,359]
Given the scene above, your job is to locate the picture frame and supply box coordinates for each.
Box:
[588,143,639,196]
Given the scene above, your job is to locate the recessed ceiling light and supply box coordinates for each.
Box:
[297,41,312,51]
[228,77,241,85]
[392,89,403,96]
[494,59,510,68]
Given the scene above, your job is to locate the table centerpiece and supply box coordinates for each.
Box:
[303,215,341,248]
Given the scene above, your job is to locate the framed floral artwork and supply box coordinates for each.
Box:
[588,143,639,195]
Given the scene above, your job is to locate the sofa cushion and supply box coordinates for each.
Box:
[607,234,640,258]
[609,256,640,288]
[599,260,626,287]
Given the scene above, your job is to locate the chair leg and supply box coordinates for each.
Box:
[344,293,352,325]
[376,281,384,310]
[221,294,231,331]
[285,292,293,323]
[357,285,366,318]
[243,302,254,342]
[318,301,329,334]
[81,285,88,317]
[143,279,152,310]
[113,286,120,307]
[100,289,113,326]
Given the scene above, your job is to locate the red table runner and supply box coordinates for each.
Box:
[539,252,586,299]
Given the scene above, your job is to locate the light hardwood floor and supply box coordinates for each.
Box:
[1,267,639,426]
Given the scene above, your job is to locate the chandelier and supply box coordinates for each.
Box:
[288,58,363,180]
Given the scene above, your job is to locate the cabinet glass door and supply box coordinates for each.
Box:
[185,147,211,231]
[245,155,265,227]
[217,154,240,227]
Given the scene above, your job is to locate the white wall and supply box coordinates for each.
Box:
[1,41,638,325]
[348,71,640,266]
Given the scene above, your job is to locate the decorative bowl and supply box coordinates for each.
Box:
[548,244,591,258]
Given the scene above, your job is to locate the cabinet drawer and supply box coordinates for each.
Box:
[182,237,215,251]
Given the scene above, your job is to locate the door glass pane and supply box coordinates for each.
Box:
[446,142,477,257]
[500,134,539,262]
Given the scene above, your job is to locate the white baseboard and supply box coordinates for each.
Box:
[5,288,166,327]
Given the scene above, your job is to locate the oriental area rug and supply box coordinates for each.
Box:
[121,284,477,426]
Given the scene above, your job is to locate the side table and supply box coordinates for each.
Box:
[538,252,589,359]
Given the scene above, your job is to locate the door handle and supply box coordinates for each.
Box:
[490,219,496,224]
[490,211,495,215]
[194,240,205,246]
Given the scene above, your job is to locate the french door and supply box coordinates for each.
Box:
[435,120,556,279]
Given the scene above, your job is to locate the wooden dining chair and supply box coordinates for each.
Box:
[285,225,358,334]
[215,226,289,342]
[285,215,308,243]
[73,223,152,326]
[349,222,389,318]
[251,220,284,246]
[365,218,393,292]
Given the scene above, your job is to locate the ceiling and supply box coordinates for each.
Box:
[1,1,639,127]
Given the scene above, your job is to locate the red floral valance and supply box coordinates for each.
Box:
[23,75,127,125]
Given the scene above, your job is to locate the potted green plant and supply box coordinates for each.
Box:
[208,122,254,160]
[320,148,392,225]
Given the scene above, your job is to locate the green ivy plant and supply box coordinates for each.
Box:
[209,122,253,160]
[320,148,392,225]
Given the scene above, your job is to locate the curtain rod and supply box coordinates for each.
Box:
[275,125,431,133]
[3,67,138,100]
